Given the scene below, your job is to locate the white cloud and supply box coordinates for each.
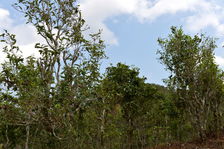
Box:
[0,50,6,64]
[79,0,133,45]
[0,8,12,29]
[79,0,154,45]
[184,0,224,36]
[215,55,224,67]
[19,43,41,58]
[186,13,220,32]
[79,0,224,45]
[0,8,41,62]
[134,0,198,21]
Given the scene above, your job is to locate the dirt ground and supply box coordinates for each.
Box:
[150,136,224,149]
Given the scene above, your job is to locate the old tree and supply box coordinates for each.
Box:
[158,27,224,140]
[0,0,105,148]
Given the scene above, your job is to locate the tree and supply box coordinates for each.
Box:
[157,27,224,140]
[0,0,105,148]
[99,63,156,149]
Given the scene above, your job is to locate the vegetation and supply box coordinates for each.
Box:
[0,0,224,149]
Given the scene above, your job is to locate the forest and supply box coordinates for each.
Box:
[0,0,224,149]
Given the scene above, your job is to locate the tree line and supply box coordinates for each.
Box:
[0,0,224,149]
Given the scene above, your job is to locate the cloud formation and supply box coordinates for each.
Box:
[0,8,42,63]
[215,56,224,67]
[2,0,224,47]
[0,8,12,29]
[185,1,224,35]
[79,0,224,45]
[79,0,224,67]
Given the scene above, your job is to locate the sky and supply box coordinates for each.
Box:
[1,0,224,85]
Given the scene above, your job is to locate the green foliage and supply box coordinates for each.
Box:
[98,63,167,148]
[0,0,105,148]
[158,26,224,140]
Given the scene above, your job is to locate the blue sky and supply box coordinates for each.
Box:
[1,0,224,85]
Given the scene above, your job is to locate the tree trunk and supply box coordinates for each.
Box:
[25,125,30,149]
